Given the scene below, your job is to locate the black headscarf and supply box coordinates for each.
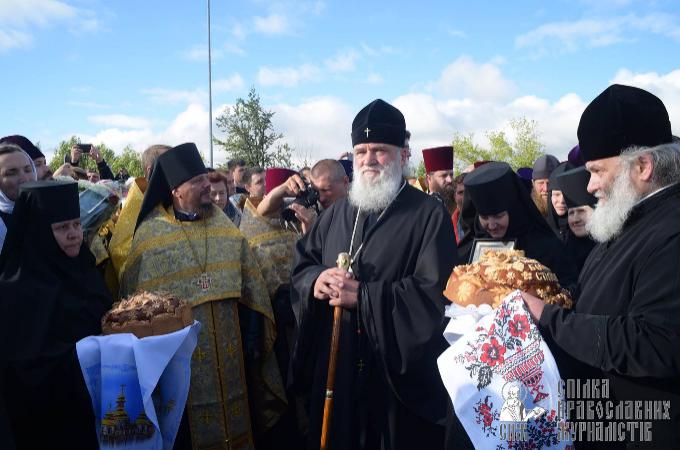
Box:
[0,181,111,448]
[135,142,206,230]
[546,162,574,243]
[554,166,598,274]
[464,162,553,238]
[463,162,577,286]
[0,180,111,342]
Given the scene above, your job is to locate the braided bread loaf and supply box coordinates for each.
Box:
[101,291,193,338]
[444,250,572,309]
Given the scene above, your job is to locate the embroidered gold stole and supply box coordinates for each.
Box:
[121,204,286,449]
[238,199,298,297]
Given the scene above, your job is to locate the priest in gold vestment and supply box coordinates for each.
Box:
[121,143,286,450]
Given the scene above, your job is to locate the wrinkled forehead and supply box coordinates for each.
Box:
[585,155,622,173]
[353,142,400,153]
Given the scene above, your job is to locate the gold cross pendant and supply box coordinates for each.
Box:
[197,272,212,291]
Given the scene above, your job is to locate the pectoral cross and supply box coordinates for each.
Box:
[197,272,212,291]
[200,410,212,424]
[357,359,365,372]
[364,127,371,138]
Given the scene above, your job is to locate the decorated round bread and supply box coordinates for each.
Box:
[101,291,193,338]
[444,249,573,309]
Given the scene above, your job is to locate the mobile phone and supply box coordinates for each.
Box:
[76,143,92,152]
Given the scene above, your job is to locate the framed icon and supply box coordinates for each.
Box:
[469,238,517,263]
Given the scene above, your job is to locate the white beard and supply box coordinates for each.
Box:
[349,157,404,213]
[586,166,642,243]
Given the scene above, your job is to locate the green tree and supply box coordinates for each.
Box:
[111,146,144,178]
[214,87,293,168]
[452,117,545,171]
[415,160,426,178]
[48,136,143,178]
[48,136,115,173]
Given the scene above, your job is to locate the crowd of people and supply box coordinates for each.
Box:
[0,82,679,450]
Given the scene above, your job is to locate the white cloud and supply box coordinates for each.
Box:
[68,101,111,109]
[427,55,516,102]
[387,57,599,160]
[610,68,680,134]
[140,87,207,105]
[366,73,383,84]
[0,0,78,26]
[232,22,247,40]
[73,103,216,163]
[182,44,223,62]
[0,0,98,51]
[224,42,246,55]
[325,49,359,73]
[0,29,32,51]
[516,13,680,55]
[257,64,321,87]
[88,114,151,129]
[271,96,355,163]
[254,13,290,35]
[447,27,467,38]
[213,74,245,93]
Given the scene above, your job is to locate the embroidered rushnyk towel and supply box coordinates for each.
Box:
[438,290,573,449]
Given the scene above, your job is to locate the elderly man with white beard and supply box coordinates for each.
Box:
[522,84,680,449]
[290,99,459,450]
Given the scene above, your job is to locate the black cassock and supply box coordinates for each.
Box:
[540,183,680,449]
[291,184,458,450]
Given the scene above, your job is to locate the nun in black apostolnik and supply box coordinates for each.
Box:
[545,161,574,243]
[463,161,577,287]
[0,181,112,449]
[554,166,597,275]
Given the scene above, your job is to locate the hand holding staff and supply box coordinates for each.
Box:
[320,252,351,450]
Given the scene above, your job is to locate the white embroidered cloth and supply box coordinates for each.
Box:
[438,290,573,449]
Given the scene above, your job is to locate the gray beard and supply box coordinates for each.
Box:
[349,158,403,213]
[586,167,641,243]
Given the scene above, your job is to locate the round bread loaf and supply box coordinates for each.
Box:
[101,291,193,338]
[444,249,572,309]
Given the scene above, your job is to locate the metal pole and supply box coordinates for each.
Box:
[207,0,214,167]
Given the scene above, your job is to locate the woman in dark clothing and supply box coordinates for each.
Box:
[545,161,574,243]
[463,162,577,287]
[1,180,112,449]
[554,166,597,275]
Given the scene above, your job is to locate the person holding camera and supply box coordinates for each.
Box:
[65,143,115,181]
[257,159,349,234]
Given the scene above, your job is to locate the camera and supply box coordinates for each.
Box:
[281,183,320,222]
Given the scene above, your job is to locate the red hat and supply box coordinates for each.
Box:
[474,160,492,169]
[422,146,453,173]
[265,168,297,194]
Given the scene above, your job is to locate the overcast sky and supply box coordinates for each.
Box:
[1,0,679,166]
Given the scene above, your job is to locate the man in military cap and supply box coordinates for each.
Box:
[291,99,458,450]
